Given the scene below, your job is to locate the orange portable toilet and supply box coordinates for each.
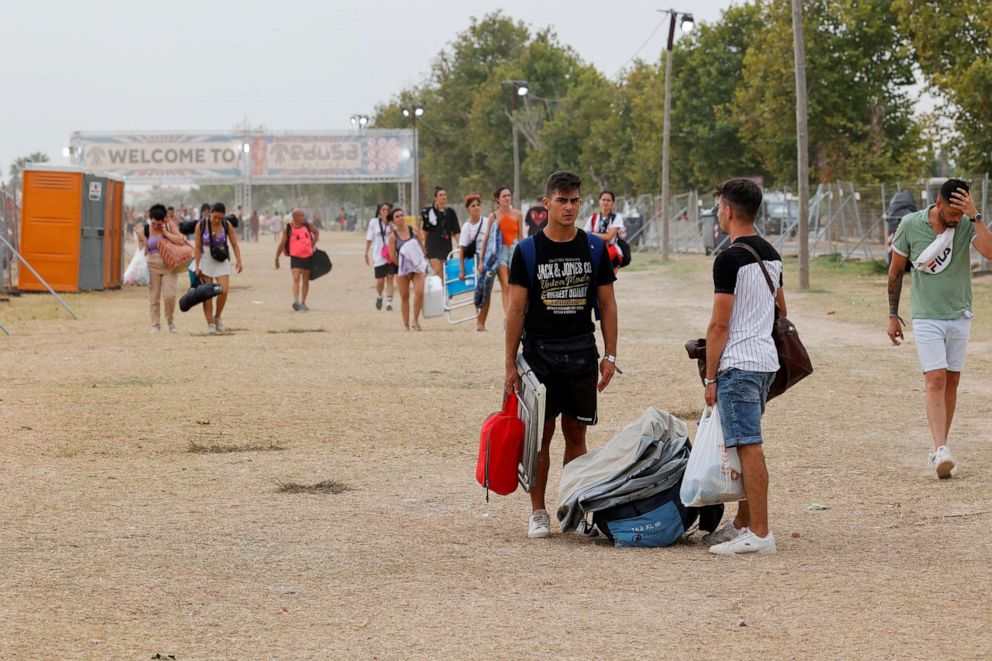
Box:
[19,165,124,292]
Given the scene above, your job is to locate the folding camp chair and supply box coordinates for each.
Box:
[516,353,546,493]
[443,250,478,324]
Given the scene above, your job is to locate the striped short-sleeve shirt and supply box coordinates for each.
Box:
[713,236,782,373]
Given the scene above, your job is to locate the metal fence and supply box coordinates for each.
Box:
[615,174,990,270]
[0,183,19,293]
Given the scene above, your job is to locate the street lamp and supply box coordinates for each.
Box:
[659,9,693,260]
[242,141,252,232]
[350,114,370,130]
[503,80,529,208]
[401,105,424,216]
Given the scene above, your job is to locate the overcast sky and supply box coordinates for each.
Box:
[0,0,736,182]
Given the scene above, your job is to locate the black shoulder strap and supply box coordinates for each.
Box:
[735,241,776,297]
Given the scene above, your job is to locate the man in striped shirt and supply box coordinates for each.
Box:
[702,178,785,556]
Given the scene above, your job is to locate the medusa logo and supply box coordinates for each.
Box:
[88,146,106,167]
[270,143,290,165]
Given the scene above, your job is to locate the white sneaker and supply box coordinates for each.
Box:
[207,323,217,334]
[709,528,777,556]
[148,326,160,334]
[702,521,741,546]
[929,445,956,479]
[168,323,177,333]
[215,318,224,332]
[528,509,551,539]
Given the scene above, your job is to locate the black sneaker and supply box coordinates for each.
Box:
[292,302,301,311]
[375,297,383,310]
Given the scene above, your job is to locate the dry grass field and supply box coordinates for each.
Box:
[1,232,990,659]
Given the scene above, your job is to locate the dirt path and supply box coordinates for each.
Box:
[1,233,989,659]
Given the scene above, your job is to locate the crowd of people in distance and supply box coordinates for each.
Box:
[362,185,630,332]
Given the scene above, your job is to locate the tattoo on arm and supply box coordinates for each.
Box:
[888,272,903,315]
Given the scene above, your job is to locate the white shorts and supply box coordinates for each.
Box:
[913,313,972,373]
[199,252,232,278]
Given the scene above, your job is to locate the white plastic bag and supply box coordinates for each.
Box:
[680,405,745,507]
[124,249,149,286]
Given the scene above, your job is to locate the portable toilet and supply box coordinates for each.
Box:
[19,165,124,292]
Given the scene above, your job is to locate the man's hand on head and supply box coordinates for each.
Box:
[950,188,979,218]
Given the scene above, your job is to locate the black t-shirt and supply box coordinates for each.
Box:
[525,206,548,236]
[508,229,616,340]
[421,205,460,253]
[713,235,783,294]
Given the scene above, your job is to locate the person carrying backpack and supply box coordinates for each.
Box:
[505,170,619,539]
[275,208,320,311]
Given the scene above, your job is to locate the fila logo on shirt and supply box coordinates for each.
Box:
[925,246,952,273]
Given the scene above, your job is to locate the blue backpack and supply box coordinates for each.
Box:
[517,230,606,319]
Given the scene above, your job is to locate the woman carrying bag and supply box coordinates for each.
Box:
[142,203,186,333]
[194,202,243,334]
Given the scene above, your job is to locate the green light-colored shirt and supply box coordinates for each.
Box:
[891,206,976,320]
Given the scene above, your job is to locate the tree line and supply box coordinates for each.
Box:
[372,1,991,204]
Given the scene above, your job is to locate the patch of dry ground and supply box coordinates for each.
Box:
[1,234,990,659]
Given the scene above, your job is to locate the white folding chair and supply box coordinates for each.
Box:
[516,354,546,493]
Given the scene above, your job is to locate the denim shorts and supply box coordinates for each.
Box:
[716,368,776,448]
[499,242,517,269]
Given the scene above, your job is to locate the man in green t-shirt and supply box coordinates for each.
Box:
[887,178,992,478]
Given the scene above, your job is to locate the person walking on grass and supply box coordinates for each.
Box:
[887,178,992,479]
[701,178,783,556]
[480,186,524,321]
[458,193,491,331]
[141,203,184,333]
[505,170,618,539]
[389,208,428,331]
[275,208,320,312]
[364,202,397,311]
[194,202,243,334]
[420,185,460,277]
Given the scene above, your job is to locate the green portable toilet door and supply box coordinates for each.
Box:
[80,175,107,290]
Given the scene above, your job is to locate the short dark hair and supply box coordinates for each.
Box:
[166,206,175,212]
[493,186,510,201]
[200,203,211,213]
[714,178,762,221]
[599,190,615,202]
[212,202,226,214]
[149,204,166,221]
[545,170,582,199]
[388,208,405,223]
[464,194,481,208]
[939,178,968,202]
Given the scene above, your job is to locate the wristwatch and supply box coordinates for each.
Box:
[972,213,982,223]
[603,354,616,363]
[703,378,717,386]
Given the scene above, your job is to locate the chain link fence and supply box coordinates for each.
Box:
[614,175,989,271]
[0,182,20,294]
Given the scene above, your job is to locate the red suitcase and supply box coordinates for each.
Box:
[476,393,525,499]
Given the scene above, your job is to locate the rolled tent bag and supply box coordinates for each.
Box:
[309,249,332,280]
[179,283,223,312]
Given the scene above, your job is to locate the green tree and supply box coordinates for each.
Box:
[668,3,768,191]
[9,152,50,188]
[894,0,992,172]
[731,0,925,185]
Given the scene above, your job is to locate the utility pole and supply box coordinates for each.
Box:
[659,10,693,261]
[792,0,810,289]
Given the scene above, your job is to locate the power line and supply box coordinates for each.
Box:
[614,18,665,77]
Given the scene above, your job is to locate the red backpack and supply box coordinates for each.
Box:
[476,393,525,500]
